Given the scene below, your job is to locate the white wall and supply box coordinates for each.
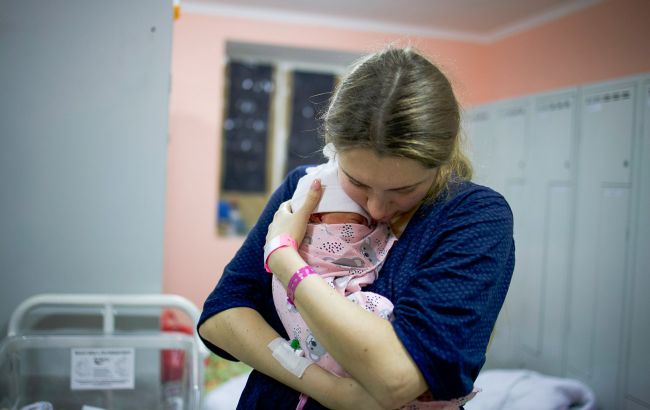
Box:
[464,73,650,410]
[0,1,173,331]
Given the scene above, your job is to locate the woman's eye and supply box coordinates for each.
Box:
[397,187,416,194]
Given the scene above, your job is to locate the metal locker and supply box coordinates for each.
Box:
[499,99,531,363]
[624,78,650,410]
[492,101,530,193]
[517,90,578,376]
[463,106,496,187]
[471,98,530,369]
[567,80,636,410]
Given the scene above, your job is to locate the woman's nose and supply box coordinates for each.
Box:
[366,194,391,221]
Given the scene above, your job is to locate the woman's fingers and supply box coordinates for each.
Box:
[296,178,322,219]
[266,179,322,245]
[281,200,293,213]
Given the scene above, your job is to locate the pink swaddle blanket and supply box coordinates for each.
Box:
[272,220,396,377]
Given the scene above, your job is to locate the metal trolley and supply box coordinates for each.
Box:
[0,294,209,410]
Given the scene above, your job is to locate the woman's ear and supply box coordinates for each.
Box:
[323,143,337,161]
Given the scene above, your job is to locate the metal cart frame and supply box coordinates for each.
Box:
[1,293,209,410]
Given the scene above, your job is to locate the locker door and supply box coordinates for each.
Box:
[625,80,650,410]
[492,103,529,192]
[463,107,495,187]
[483,99,530,368]
[518,91,577,376]
[567,82,636,410]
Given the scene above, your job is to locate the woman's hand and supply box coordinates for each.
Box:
[265,178,322,248]
[264,178,322,282]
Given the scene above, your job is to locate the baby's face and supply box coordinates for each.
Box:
[310,212,368,226]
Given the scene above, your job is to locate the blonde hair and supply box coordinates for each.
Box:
[323,46,472,201]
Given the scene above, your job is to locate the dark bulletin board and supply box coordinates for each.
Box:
[286,70,336,173]
[221,61,274,193]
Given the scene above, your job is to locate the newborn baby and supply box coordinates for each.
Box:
[272,149,397,378]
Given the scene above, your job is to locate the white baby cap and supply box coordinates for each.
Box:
[290,144,370,223]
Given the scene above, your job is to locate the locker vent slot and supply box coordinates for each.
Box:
[503,107,526,117]
[585,90,630,106]
[538,100,571,113]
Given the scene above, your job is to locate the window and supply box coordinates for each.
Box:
[216,42,361,236]
[285,70,336,174]
[221,61,273,194]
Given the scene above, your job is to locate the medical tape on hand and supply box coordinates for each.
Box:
[268,337,313,378]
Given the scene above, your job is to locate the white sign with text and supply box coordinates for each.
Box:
[70,348,135,390]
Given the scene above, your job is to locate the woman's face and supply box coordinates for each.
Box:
[337,149,437,223]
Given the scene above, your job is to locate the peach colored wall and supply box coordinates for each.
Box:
[481,0,650,104]
[163,14,484,309]
[164,0,650,309]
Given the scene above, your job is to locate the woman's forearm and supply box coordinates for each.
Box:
[268,248,428,408]
[295,277,428,408]
[198,307,386,410]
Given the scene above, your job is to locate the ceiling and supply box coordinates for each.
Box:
[184,0,602,42]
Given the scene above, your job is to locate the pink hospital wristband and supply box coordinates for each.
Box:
[286,265,316,305]
[264,233,298,272]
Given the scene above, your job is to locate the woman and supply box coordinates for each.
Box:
[198,46,514,410]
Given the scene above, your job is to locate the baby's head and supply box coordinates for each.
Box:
[291,145,370,225]
[309,212,368,226]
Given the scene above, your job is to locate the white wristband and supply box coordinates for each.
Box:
[263,234,298,272]
[268,337,313,378]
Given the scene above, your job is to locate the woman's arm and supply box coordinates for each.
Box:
[268,247,428,409]
[199,306,386,410]
[265,181,428,408]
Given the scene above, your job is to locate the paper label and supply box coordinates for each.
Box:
[71,348,135,390]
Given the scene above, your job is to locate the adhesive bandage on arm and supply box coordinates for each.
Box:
[268,337,313,378]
